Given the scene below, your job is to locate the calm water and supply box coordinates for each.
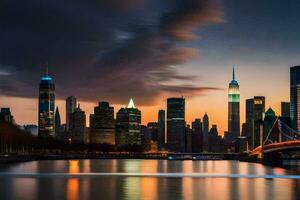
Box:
[0,160,299,200]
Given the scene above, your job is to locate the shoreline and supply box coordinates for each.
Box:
[0,153,288,167]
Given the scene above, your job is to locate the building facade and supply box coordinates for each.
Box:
[90,102,115,144]
[38,74,55,137]
[167,97,186,152]
[281,102,290,118]
[290,66,300,132]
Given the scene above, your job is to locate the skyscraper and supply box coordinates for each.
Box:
[70,104,86,143]
[167,97,185,152]
[157,110,165,150]
[290,66,300,131]
[66,96,77,131]
[192,119,203,152]
[147,122,158,141]
[245,96,265,148]
[90,102,115,144]
[202,113,209,152]
[281,102,290,118]
[38,70,55,137]
[228,67,240,143]
[115,99,142,147]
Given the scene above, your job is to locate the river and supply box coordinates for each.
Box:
[0,160,299,200]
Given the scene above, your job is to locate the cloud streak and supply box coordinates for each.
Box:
[0,0,223,105]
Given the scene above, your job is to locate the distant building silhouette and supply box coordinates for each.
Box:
[66,96,77,131]
[115,99,142,147]
[281,102,290,118]
[290,66,300,132]
[185,124,193,152]
[0,108,13,123]
[23,124,38,136]
[209,125,222,152]
[54,106,62,135]
[90,102,115,144]
[38,71,55,137]
[202,113,209,152]
[228,67,240,143]
[157,110,165,150]
[167,97,186,152]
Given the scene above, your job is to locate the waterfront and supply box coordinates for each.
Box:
[0,160,299,200]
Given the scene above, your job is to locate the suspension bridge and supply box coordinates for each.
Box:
[250,118,300,159]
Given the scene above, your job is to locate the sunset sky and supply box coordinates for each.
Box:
[0,0,299,134]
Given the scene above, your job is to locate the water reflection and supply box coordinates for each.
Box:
[0,160,299,200]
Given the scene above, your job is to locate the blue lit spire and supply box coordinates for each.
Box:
[41,64,53,81]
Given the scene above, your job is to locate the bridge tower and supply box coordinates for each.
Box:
[258,123,264,159]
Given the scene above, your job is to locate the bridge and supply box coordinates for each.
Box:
[250,118,300,159]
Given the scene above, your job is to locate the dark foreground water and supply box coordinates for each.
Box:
[0,160,299,200]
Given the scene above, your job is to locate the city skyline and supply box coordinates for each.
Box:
[0,66,289,135]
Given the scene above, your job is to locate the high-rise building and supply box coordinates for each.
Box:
[38,71,55,137]
[245,96,265,148]
[202,113,209,152]
[90,102,115,144]
[281,102,290,118]
[70,104,86,143]
[115,99,142,147]
[167,97,186,152]
[147,122,158,141]
[228,67,240,143]
[66,96,77,131]
[290,66,300,132]
[192,119,203,152]
[55,106,62,135]
[157,110,165,150]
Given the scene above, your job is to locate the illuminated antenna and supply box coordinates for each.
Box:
[232,65,235,80]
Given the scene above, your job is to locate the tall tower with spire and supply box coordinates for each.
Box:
[38,67,55,137]
[115,98,142,147]
[228,66,240,143]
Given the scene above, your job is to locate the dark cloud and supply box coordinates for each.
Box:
[0,0,223,105]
